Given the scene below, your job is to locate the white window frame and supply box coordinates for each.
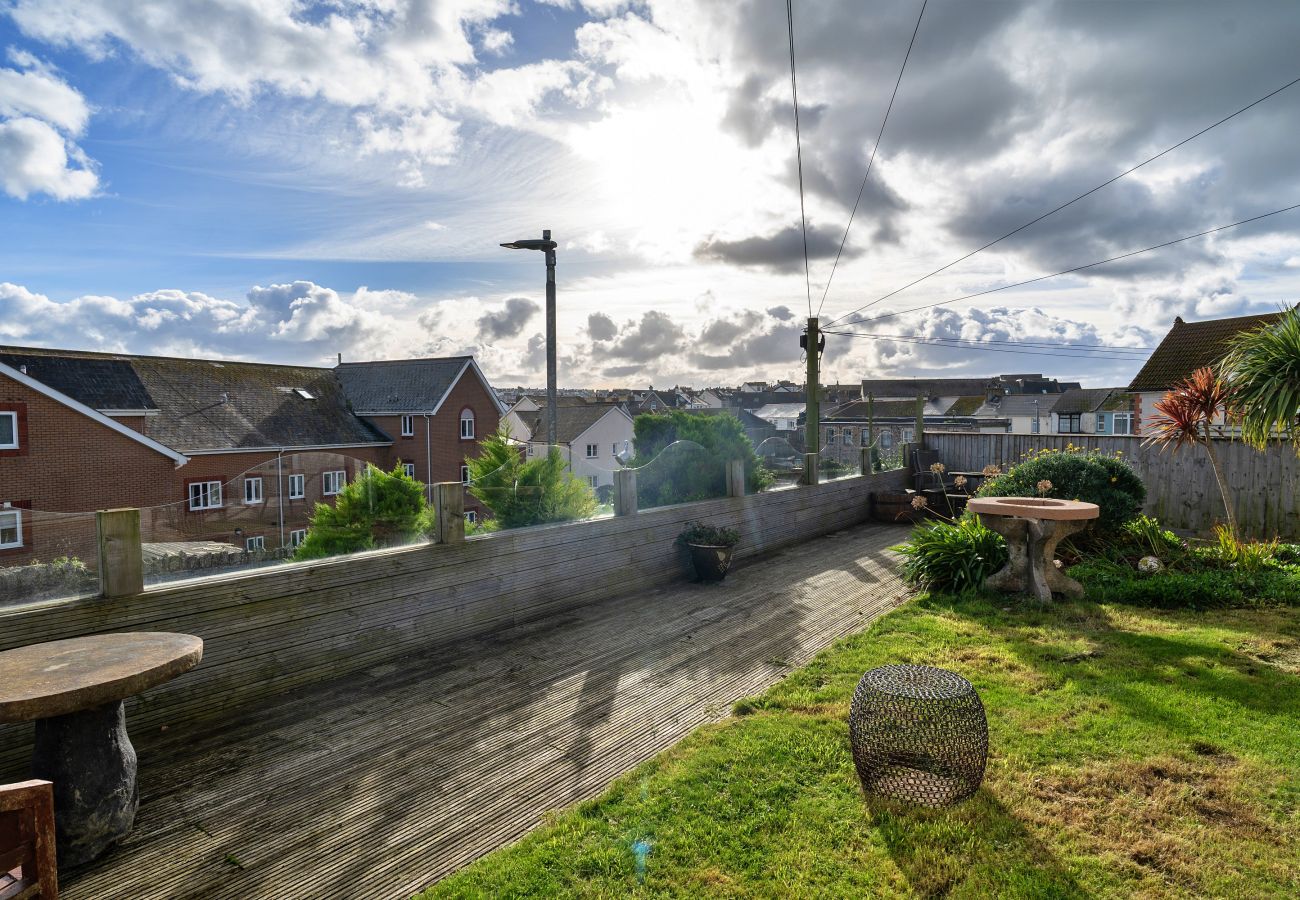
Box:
[526,444,534,457]
[243,477,263,505]
[188,480,223,511]
[464,510,478,524]
[0,411,17,450]
[0,507,22,549]
[585,443,598,458]
[323,470,346,496]
[826,427,837,445]
[402,462,416,479]
[460,410,475,439]
[401,415,415,437]
[461,464,471,485]
[587,475,599,488]
[288,474,305,499]
[245,535,265,551]
[1112,412,1134,435]
[289,528,307,548]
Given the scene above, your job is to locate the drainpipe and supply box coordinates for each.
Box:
[276,449,285,548]
[424,414,433,505]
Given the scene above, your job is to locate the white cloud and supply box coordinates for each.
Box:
[0,63,90,133]
[0,117,98,200]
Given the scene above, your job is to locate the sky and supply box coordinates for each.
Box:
[1,0,1298,390]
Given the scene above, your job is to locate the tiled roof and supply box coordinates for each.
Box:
[1127,312,1286,391]
[825,399,918,420]
[687,407,772,429]
[336,357,473,412]
[1,345,389,451]
[1052,388,1127,415]
[526,404,629,444]
[971,394,1059,418]
[860,377,993,399]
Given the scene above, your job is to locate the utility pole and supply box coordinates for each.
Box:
[543,230,557,450]
[803,316,821,484]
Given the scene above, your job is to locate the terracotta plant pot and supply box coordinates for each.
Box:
[688,543,735,582]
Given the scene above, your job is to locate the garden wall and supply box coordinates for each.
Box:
[925,431,1300,539]
[0,468,908,779]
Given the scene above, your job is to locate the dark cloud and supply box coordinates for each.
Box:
[699,311,762,345]
[694,223,861,273]
[766,305,794,321]
[601,363,644,378]
[587,311,617,341]
[476,296,538,341]
[593,310,685,362]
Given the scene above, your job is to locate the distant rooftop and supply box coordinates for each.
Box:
[1127,311,1287,392]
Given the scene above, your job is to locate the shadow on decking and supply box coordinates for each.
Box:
[64,522,909,900]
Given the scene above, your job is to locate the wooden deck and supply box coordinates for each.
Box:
[64,522,909,899]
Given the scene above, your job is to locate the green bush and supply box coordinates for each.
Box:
[1070,558,1300,609]
[631,412,772,508]
[294,463,430,560]
[468,428,597,528]
[894,514,1008,593]
[978,448,1144,531]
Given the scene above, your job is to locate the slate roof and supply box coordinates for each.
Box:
[824,399,917,420]
[0,345,389,452]
[970,394,1060,418]
[1127,312,1286,392]
[524,404,629,444]
[860,377,994,399]
[753,402,806,420]
[1052,388,1128,415]
[336,357,473,412]
[687,407,773,430]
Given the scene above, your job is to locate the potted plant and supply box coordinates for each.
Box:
[677,521,740,582]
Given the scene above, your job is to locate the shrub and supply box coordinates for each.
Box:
[1070,558,1300,609]
[632,412,772,508]
[468,428,598,529]
[894,514,1008,593]
[977,448,1144,530]
[677,521,740,547]
[294,463,429,560]
[1210,524,1279,574]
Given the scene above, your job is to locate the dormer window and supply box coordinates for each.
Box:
[294,388,315,400]
[460,409,475,439]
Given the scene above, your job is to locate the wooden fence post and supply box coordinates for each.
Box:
[433,483,465,544]
[614,468,638,516]
[725,459,746,497]
[914,395,926,448]
[860,446,874,476]
[802,453,819,486]
[96,508,143,598]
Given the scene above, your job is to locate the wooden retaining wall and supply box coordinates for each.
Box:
[925,431,1300,539]
[0,469,908,779]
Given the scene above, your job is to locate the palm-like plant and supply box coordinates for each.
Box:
[1144,366,1238,537]
[1220,307,1300,452]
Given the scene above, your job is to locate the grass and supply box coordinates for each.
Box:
[423,594,1299,899]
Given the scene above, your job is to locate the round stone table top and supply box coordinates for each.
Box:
[966,497,1099,521]
[0,632,203,723]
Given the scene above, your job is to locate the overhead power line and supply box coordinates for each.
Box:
[834,202,1300,327]
[815,0,928,317]
[785,0,813,317]
[825,331,1152,362]
[821,328,1152,354]
[825,71,1300,328]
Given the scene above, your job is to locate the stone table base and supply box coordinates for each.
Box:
[32,700,139,868]
[981,516,1089,602]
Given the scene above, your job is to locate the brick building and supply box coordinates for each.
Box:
[0,347,501,568]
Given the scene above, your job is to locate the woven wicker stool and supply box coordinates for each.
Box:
[848,664,987,807]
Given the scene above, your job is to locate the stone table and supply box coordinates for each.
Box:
[0,632,203,867]
[966,497,1099,602]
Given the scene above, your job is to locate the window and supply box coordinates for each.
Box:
[1058,413,1083,434]
[879,431,894,450]
[464,510,477,524]
[460,409,475,439]
[289,474,305,499]
[585,443,598,458]
[1031,416,1040,434]
[402,462,416,479]
[323,470,346,496]
[588,475,598,488]
[243,477,263,504]
[0,411,17,450]
[188,480,222,511]
[826,427,837,445]
[401,415,415,437]
[1112,412,1134,435]
[461,464,471,485]
[289,528,307,548]
[861,430,870,446]
[844,428,854,445]
[526,444,534,457]
[613,443,619,457]
[245,536,265,551]
[901,428,914,443]
[0,507,21,549]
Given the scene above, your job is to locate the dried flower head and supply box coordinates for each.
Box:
[981,464,1001,477]
[929,462,946,474]
[954,475,968,488]
[911,495,928,510]
[1036,479,1053,495]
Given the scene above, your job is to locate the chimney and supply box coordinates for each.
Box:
[337,352,342,364]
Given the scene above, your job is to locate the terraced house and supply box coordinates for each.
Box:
[0,347,499,568]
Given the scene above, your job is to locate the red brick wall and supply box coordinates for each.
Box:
[361,369,500,518]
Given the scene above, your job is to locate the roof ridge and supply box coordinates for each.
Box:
[0,343,334,372]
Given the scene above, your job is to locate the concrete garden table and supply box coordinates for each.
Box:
[0,632,203,867]
[966,497,1099,602]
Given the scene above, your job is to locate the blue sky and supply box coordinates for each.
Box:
[2,1,1299,386]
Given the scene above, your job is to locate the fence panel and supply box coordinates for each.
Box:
[924,431,1300,538]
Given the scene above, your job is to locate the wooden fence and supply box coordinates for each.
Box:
[925,431,1300,539]
[0,467,909,779]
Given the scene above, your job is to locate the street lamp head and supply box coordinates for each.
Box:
[500,238,557,252]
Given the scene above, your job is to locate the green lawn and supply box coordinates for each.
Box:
[423,595,1299,898]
